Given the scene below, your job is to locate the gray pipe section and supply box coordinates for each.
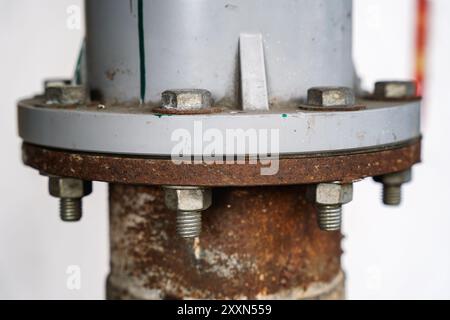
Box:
[86,0,353,105]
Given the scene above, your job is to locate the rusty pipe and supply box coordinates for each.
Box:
[107,184,344,299]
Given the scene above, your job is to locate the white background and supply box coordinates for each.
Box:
[0,0,449,299]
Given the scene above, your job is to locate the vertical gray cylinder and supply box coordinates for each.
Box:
[86,0,353,105]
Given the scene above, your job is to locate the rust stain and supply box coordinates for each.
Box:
[105,69,117,81]
[152,106,224,115]
[298,104,366,112]
[105,68,132,81]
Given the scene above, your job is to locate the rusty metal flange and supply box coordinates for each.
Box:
[23,139,421,187]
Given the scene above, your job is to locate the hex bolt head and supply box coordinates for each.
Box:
[48,177,93,222]
[161,89,212,111]
[49,177,92,198]
[373,169,412,206]
[163,186,212,239]
[164,187,212,212]
[374,81,417,100]
[307,87,355,107]
[307,182,353,231]
[45,84,86,105]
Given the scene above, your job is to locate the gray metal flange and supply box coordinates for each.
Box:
[18,97,420,157]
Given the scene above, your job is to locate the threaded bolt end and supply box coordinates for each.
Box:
[383,185,402,206]
[60,198,82,222]
[176,211,202,239]
[317,205,342,231]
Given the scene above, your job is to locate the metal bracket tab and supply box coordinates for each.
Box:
[239,34,270,111]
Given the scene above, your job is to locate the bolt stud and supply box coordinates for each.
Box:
[176,211,202,238]
[317,204,342,231]
[163,186,212,239]
[373,169,412,207]
[307,182,353,232]
[47,177,92,222]
[60,198,82,222]
[382,185,402,206]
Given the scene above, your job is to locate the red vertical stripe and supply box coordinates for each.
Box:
[415,0,428,97]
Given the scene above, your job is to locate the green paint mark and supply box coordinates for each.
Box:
[74,39,85,85]
[138,0,146,104]
[282,114,288,118]
[154,114,173,118]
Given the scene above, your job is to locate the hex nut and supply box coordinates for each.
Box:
[307,87,355,107]
[308,183,353,205]
[45,84,86,105]
[374,81,416,99]
[49,178,92,199]
[161,89,212,110]
[44,79,71,88]
[373,169,412,186]
[164,187,212,211]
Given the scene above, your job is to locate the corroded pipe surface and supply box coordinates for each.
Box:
[107,184,344,299]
